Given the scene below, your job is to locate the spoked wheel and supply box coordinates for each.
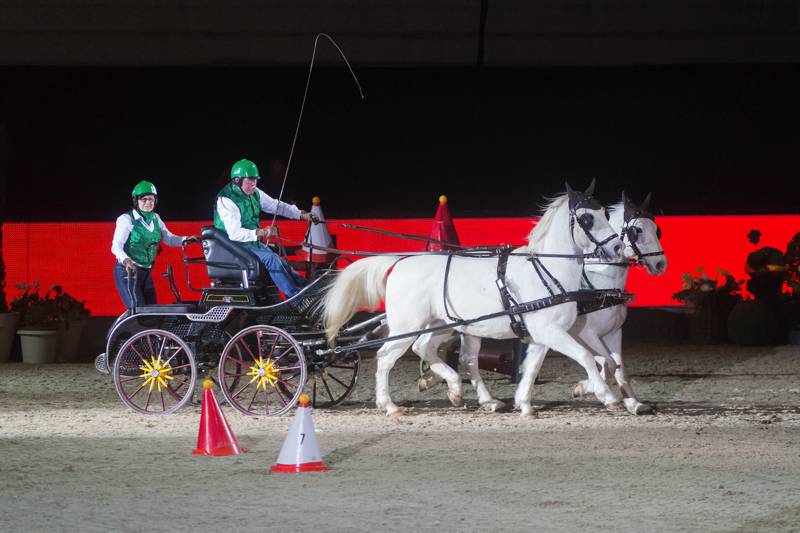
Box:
[297,350,360,409]
[112,329,197,415]
[218,325,307,417]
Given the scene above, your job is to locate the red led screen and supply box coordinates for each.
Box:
[3,215,798,316]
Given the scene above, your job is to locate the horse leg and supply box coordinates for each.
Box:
[539,328,623,410]
[416,333,455,392]
[460,334,506,412]
[513,343,548,417]
[603,328,652,415]
[573,330,619,404]
[375,337,417,416]
[412,329,463,408]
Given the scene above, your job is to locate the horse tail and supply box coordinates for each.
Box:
[322,255,399,345]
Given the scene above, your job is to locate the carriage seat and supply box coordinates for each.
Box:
[133,303,198,314]
[201,226,267,286]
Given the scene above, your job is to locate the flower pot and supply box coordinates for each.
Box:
[18,329,60,364]
[727,300,788,346]
[685,293,738,344]
[57,319,87,363]
[0,312,20,363]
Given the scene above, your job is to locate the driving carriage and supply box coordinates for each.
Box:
[97,183,664,418]
[95,225,381,416]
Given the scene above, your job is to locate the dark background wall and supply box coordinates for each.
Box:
[0,1,798,221]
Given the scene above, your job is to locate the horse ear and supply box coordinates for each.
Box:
[585,178,596,196]
[565,181,574,195]
[621,190,628,205]
[641,192,652,212]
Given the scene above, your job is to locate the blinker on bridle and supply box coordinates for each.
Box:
[567,191,619,259]
[621,193,665,261]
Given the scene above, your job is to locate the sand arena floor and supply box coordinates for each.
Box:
[1,339,799,532]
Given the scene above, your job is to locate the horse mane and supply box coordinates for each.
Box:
[526,193,568,251]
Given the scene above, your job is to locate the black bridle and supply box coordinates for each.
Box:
[620,204,666,264]
[568,192,620,260]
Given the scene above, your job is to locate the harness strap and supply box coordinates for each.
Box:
[581,268,596,290]
[443,254,459,322]
[496,246,530,339]
[327,288,634,354]
[529,256,567,297]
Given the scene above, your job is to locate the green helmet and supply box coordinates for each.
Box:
[131,180,158,198]
[230,159,260,181]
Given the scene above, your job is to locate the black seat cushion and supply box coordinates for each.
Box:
[201,226,263,284]
[133,303,198,314]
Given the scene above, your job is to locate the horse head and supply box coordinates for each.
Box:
[565,180,624,261]
[621,192,667,275]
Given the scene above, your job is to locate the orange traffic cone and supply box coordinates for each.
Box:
[298,196,333,263]
[426,195,461,251]
[192,378,246,456]
[271,394,329,473]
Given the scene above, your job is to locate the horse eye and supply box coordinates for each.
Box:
[579,213,594,229]
[604,209,610,220]
[657,227,663,239]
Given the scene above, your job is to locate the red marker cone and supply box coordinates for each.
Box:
[192,379,246,456]
[298,196,333,263]
[426,195,461,251]
[271,394,329,473]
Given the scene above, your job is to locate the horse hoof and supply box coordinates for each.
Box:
[634,403,654,415]
[480,400,508,413]
[606,402,625,412]
[417,377,429,392]
[515,404,539,418]
[572,382,588,398]
[386,406,404,417]
[447,392,463,408]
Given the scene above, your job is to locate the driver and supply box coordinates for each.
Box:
[111,180,193,309]
[214,158,317,298]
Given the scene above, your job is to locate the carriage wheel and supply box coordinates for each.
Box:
[297,350,360,409]
[112,329,197,415]
[218,325,307,417]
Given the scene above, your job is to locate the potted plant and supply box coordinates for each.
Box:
[673,266,743,343]
[10,282,62,363]
[52,285,90,362]
[783,231,800,343]
[0,233,19,362]
[725,230,790,345]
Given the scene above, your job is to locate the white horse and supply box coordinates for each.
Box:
[450,192,667,414]
[569,192,667,414]
[323,182,625,416]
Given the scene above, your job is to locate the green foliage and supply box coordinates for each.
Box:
[672,266,744,305]
[9,282,90,329]
[51,285,91,323]
[10,282,61,329]
[785,232,800,296]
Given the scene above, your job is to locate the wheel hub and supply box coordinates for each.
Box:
[247,356,279,390]
[138,356,174,392]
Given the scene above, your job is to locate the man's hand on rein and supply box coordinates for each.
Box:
[256,226,276,239]
[301,211,320,224]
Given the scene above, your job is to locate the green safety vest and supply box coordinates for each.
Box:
[123,211,162,268]
[214,183,261,243]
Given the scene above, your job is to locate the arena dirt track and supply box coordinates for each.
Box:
[1,340,799,532]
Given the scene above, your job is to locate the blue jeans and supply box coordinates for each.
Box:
[113,262,156,309]
[242,243,306,298]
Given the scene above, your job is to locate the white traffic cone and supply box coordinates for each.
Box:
[299,196,333,262]
[271,394,329,473]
